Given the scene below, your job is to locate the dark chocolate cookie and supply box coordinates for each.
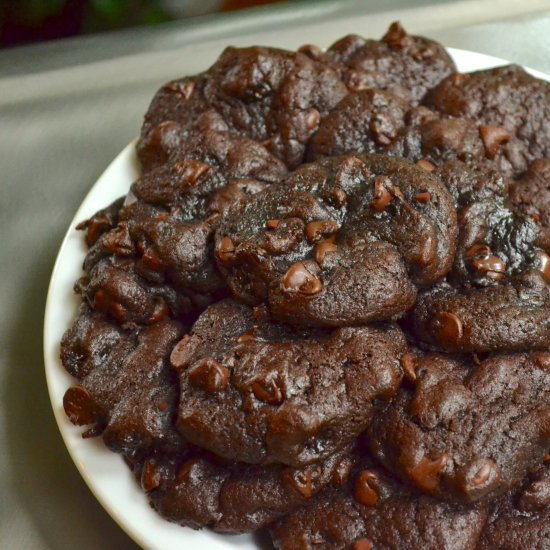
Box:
[478,463,550,550]
[137,75,209,172]
[138,124,288,183]
[129,445,354,534]
[309,94,504,171]
[61,305,185,455]
[270,457,488,550]
[368,351,550,502]
[216,153,457,326]
[325,22,455,105]
[510,159,550,231]
[79,178,276,324]
[174,299,406,466]
[139,47,347,171]
[412,160,550,352]
[203,46,348,169]
[308,88,409,159]
[412,275,550,352]
[427,65,550,177]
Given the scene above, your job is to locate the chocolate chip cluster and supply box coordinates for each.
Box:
[60,22,550,549]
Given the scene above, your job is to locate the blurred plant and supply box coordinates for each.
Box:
[0,0,286,47]
[0,0,172,47]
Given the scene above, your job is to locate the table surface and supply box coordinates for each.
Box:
[2,1,550,548]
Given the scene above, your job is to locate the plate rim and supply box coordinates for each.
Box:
[43,47,550,550]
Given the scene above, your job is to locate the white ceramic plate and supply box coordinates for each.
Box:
[43,48,550,550]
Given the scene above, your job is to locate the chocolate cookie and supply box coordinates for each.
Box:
[61,305,185,455]
[129,445,353,534]
[478,463,550,550]
[413,275,550,352]
[308,88,410,159]
[138,124,287,184]
[412,160,550,352]
[216,153,457,326]
[510,159,550,231]
[78,255,183,326]
[368,352,550,502]
[309,94,503,171]
[325,22,455,104]
[137,75,209,172]
[174,299,406,466]
[139,47,347,171]
[78,182,270,324]
[427,65,550,177]
[270,457,488,550]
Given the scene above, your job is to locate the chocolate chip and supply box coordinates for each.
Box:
[382,21,407,47]
[141,460,161,492]
[449,72,470,86]
[372,176,393,212]
[466,243,491,260]
[536,251,550,282]
[315,240,338,265]
[332,457,353,486]
[354,470,380,507]
[251,376,283,405]
[164,80,195,100]
[416,159,436,172]
[148,119,179,146]
[435,312,463,345]
[408,453,448,491]
[261,137,276,150]
[175,159,211,185]
[78,214,114,247]
[216,237,236,263]
[157,400,169,412]
[305,219,338,243]
[63,385,100,426]
[370,113,397,146]
[353,539,374,550]
[412,235,436,266]
[102,225,134,256]
[283,469,313,498]
[415,191,432,203]
[188,358,230,393]
[237,327,256,343]
[329,187,347,207]
[147,298,169,324]
[401,353,418,382]
[266,219,281,229]
[305,108,321,132]
[281,262,323,295]
[470,458,496,488]
[176,458,197,484]
[471,254,506,281]
[298,43,324,60]
[479,125,511,159]
[93,289,128,322]
[170,335,191,371]
[138,247,164,275]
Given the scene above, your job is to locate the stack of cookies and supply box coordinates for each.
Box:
[61,22,550,549]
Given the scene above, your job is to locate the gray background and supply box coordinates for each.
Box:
[2,0,550,548]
